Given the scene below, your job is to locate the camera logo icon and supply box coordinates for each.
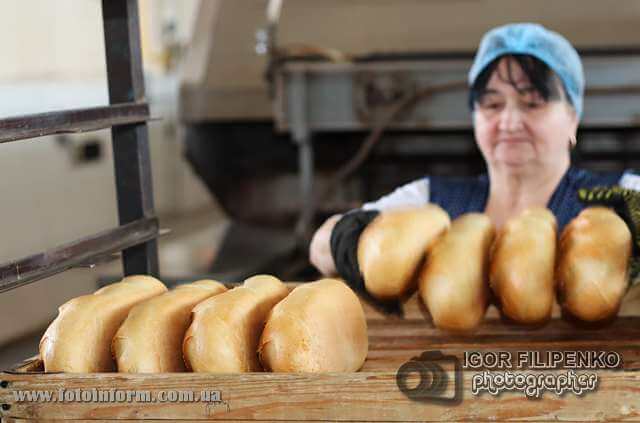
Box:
[396,350,463,404]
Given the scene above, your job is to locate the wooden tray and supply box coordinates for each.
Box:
[2,285,640,422]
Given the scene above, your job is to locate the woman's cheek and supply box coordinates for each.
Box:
[476,136,493,160]
[473,117,496,158]
[533,107,576,156]
[532,123,562,156]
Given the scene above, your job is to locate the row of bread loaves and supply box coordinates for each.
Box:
[355,205,631,329]
[40,275,368,373]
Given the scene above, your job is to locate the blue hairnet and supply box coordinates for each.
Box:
[468,23,585,119]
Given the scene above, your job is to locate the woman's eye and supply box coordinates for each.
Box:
[481,102,502,110]
[525,101,543,109]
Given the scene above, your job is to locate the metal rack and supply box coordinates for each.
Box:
[0,0,159,294]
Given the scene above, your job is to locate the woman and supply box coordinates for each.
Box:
[310,22,640,278]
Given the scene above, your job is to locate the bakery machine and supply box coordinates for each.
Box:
[274,53,640,237]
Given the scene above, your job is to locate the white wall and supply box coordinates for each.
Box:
[0,0,106,82]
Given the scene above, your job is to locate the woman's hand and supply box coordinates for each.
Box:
[309,214,342,276]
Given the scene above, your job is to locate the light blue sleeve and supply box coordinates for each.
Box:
[619,171,640,191]
[361,177,430,212]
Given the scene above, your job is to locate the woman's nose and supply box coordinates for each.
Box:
[497,105,525,132]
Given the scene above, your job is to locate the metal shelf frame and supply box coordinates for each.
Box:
[0,0,160,293]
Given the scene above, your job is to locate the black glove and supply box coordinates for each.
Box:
[330,210,404,317]
[578,186,640,284]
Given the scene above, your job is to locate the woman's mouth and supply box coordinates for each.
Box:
[499,137,530,144]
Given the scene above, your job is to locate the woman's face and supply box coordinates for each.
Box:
[473,57,578,173]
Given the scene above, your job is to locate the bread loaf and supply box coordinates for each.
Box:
[183,274,288,373]
[112,280,227,373]
[39,275,167,372]
[419,213,495,331]
[490,208,557,324]
[557,207,631,322]
[358,205,450,300]
[258,279,368,372]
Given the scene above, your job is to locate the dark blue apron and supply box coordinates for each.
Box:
[428,167,623,231]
